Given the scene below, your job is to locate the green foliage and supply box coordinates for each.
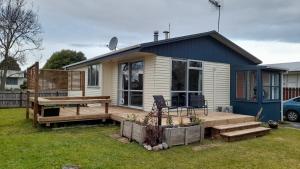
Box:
[20,80,27,90]
[142,115,150,126]
[190,116,204,125]
[1,109,300,169]
[0,57,20,71]
[166,114,173,125]
[126,113,138,122]
[43,49,86,69]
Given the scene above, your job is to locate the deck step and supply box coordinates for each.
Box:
[211,122,261,138]
[220,127,271,142]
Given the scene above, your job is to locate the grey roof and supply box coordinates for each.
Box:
[64,30,262,69]
[265,62,300,72]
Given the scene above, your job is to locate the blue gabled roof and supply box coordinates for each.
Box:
[65,30,262,69]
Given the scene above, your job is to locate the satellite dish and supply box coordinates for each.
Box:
[107,37,118,50]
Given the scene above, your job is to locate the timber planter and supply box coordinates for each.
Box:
[121,120,205,147]
[120,120,146,145]
[163,124,205,147]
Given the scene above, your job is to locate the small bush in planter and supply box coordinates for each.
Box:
[144,125,162,147]
[166,115,173,126]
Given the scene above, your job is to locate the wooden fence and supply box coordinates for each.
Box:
[283,87,300,100]
[0,91,67,108]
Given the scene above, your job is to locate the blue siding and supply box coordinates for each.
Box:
[231,66,282,121]
[141,36,256,65]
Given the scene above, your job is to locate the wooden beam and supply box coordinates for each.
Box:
[80,71,85,96]
[26,91,30,119]
[33,62,39,127]
[105,102,109,114]
[76,104,80,115]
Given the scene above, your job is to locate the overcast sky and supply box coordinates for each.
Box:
[27,0,300,68]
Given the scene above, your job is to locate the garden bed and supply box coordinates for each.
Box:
[120,120,205,147]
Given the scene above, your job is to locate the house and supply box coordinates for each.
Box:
[0,70,25,90]
[266,62,300,100]
[64,30,285,121]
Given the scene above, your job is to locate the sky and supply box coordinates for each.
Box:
[25,0,300,68]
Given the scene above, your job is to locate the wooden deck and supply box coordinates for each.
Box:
[30,105,255,128]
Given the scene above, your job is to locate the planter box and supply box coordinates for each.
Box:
[120,121,146,145]
[163,125,204,147]
[120,121,205,147]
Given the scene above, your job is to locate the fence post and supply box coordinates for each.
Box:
[26,91,30,119]
[19,91,23,107]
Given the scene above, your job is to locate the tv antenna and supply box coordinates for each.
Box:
[107,37,118,51]
[209,0,221,32]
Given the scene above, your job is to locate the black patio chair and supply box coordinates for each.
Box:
[190,95,208,116]
[152,95,179,116]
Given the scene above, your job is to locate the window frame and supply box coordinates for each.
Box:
[87,64,100,87]
[171,59,203,106]
[118,60,144,109]
[262,72,280,101]
[6,77,18,85]
[235,70,258,102]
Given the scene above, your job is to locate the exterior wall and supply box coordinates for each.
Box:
[68,64,102,97]
[282,71,300,100]
[283,72,300,88]
[111,62,118,105]
[143,56,171,112]
[1,70,25,90]
[203,61,230,111]
[5,77,25,90]
[105,55,172,111]
[141,36,256,66]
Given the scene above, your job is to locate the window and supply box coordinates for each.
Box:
[118,61,144,107]
[171,60,203,106]
[236,71,257,101]
[262,72,280,100]
[6,77,18,85]
[88,64,99,86]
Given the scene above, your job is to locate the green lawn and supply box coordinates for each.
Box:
[1,109,300,169]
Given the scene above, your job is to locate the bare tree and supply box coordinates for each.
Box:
[0,0,42,90]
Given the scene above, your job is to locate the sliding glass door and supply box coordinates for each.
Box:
[171,59,203,106]
[118,61,144,108]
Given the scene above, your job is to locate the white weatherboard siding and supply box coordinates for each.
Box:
[68,64,102,97]
[143,56,171,112]
[203,61,230,111]
[111,62,119,106]
[102,62,113,97]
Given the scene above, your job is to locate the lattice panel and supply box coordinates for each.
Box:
[27,63,84,91]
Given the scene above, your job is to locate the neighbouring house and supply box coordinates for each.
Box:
[0,70,25,90]
[266,62,300,100]
[64,30,285,121]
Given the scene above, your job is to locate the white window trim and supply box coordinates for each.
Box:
[170,59,203,106]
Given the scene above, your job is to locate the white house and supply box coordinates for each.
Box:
[266,62,300,100]
[64,31,284,121]
[0,70,25,90]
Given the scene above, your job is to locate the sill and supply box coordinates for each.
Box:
[234,99,258,103]
[87,86,100,89]
[262,100,281,103]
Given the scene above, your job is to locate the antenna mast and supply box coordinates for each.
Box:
[209,0,221,32]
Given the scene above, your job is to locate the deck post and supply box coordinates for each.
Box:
[81,71,85,97]
[76,104,80,115]
[26,90,30,119]
[105,102,109,114]
[33,62,39,127]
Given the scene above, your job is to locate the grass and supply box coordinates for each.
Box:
[1,109,300,169]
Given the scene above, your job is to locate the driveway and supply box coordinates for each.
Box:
[286,121,300,129]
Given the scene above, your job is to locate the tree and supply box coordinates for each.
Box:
[43,49,86,69]
[0,0,42,90]
[0,57,21,71]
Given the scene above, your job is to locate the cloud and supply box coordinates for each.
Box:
[23,0,300,69]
